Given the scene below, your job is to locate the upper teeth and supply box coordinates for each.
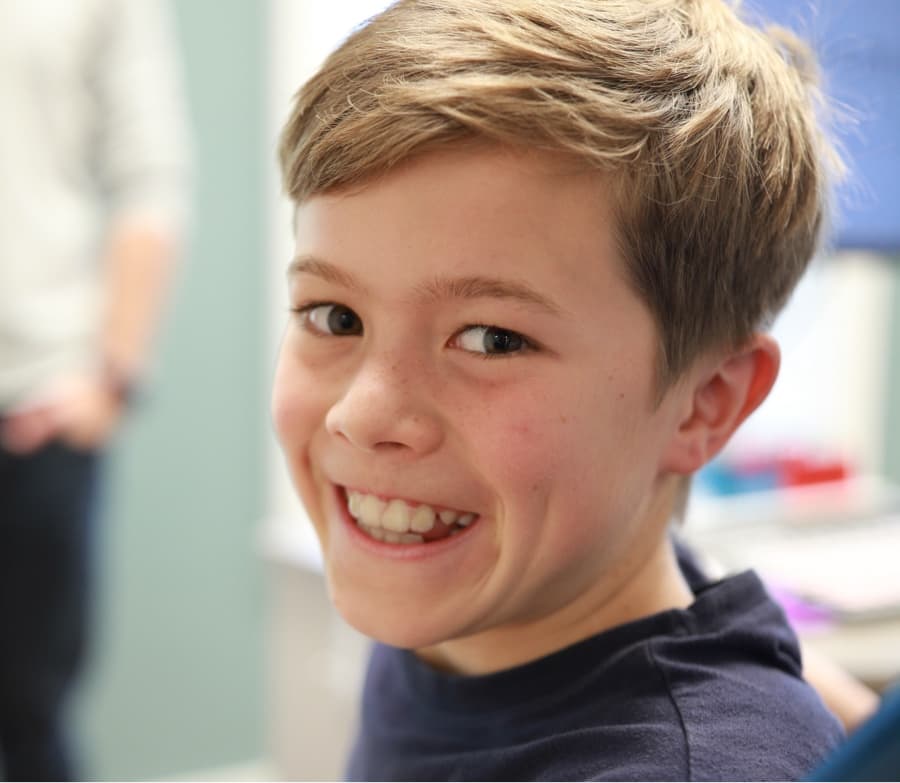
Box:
[346,490,475,533]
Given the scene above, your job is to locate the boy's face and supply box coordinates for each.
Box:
[273,146,689,667]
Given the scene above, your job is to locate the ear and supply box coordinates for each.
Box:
[661,334,781,475]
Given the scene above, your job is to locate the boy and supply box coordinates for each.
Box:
[273,0,846,779]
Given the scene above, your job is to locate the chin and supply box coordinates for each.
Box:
[329,582,460,651]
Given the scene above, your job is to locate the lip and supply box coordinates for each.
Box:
[332,483,480,559]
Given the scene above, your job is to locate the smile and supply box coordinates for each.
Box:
[343,488,477,545]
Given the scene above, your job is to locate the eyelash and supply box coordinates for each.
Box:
[289,301,537,358]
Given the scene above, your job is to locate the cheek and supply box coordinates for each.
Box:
[270,359,297,444]
[271,350,324,449]
[468,378,651,524]
[463,385,581,500]
[271,352,334,523]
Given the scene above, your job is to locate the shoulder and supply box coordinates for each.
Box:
[549,571,844,781]
[352,576,844,781]
[643,571,845,780]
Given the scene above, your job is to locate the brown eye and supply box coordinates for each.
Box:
[304,304,363,336]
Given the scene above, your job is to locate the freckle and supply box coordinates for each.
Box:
[618,392,625,400]
[559,415,568,424]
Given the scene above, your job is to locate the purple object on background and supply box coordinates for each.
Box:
[766,581,835,631]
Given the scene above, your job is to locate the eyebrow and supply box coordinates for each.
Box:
[288,255,563,316]
[415,275,563,316]
[288,255,365,292]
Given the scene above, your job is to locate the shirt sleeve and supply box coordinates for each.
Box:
[90,0,192,233]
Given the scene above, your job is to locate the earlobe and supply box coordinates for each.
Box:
[661,334,781,475]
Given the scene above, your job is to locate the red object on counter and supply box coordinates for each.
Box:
[779,456,850,487]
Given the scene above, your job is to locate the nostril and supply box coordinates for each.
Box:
[375,440,409,451]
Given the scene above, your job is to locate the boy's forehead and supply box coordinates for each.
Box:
[288,145,638,319]
[294,142,607,215]
[293,145,617,245]
[294,146,617,272]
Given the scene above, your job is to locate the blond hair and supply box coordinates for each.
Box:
[280,0,841,389]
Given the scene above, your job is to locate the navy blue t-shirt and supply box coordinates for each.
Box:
[346,561,844,781]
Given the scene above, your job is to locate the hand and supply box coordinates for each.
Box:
[0,370,127,454]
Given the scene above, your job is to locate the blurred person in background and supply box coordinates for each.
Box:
[0,0,190,778]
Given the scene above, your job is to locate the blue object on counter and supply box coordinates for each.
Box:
[697,460,780,496]
[806,685,900,781]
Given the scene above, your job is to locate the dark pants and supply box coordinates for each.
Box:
[0,439,101,781]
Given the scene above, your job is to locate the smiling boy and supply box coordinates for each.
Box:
[273,1,845,779]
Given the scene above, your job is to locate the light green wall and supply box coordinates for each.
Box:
[78,2,267,778]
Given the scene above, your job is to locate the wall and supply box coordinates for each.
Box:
[77,1,268,778]
[886,259,900,482]
[724,252,896,476]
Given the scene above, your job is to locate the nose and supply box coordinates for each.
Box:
[325,356,444,456]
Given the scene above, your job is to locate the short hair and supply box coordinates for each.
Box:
[279,0,842,390]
